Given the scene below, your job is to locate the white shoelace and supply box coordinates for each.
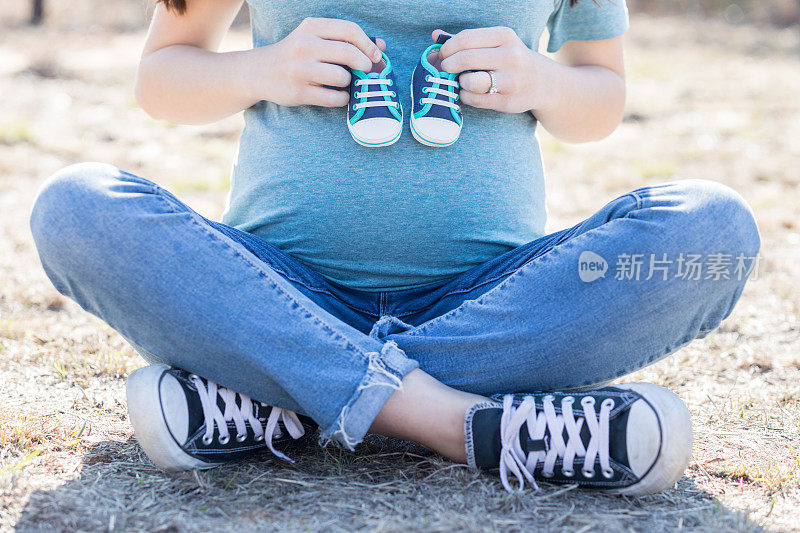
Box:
[498,394,615,492]
[191,376,306,462]
[354,78,398,110]
[422,75,460,111]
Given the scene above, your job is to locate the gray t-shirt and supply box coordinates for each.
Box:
[222,0,629,291]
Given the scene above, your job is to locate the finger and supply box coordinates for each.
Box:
[459,71,493,94]
[376,38,387,52]
[440,48,504,74]
[308,63,351,88]
[439,27,517,60]
[302,86,350,108]
[459,89,504,110]
[317,40,374,72]
[303,17,382,63]
[431,29,453,43]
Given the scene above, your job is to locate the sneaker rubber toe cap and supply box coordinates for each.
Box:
[349,117,402,145]
[411,116,461,145]
[159,371,190,443]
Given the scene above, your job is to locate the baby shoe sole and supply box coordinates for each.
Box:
[409,117,459,147]
[347,122,402,147]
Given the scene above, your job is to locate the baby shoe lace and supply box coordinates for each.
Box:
[498,393,614,492]
[422,75,460,110]
[191,375,306,462]
[354,78,398,110]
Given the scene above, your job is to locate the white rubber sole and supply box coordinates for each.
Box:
[126,364,218,472]
[347,106,403,148]
[409,118,459,147]
[609,383,694,496]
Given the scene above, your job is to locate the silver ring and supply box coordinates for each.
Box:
[487,70,498,95]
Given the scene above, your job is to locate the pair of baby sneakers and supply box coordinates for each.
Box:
[347,35,462,148]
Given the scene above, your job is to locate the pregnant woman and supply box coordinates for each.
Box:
[29,0,760,494]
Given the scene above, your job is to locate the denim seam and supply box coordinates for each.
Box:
[410,265,526,338]
[274,275,381,318]
[210,231,369,316]
[261,190,643,320]
[557,316,707,390]
[571,332,699,389]
[387,200,634,318]
[384,243,571,319]
[628,190,644,210]
[249,264,369,314]
[149,187,367,356]
[213,239,381,318]
[405,243,557,337]
[383,274,518,319]
[406,192,642,337]
[148,184,417,444]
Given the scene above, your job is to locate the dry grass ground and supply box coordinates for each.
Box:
[1,3,799,531]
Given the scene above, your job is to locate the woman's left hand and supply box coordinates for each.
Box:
[435,28,550,114]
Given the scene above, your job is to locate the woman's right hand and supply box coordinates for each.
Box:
[251,18,385,108]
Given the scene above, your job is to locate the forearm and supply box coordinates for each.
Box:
[532,58,625,143]
[135,44,264,125]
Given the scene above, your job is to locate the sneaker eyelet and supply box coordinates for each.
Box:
[581,396,596,407]
[189,374,199,381]
[425,75,432,83]
[602,398,615,409]
[422,87,429,94]
[255,434,265,442]
[541,470,554,478]
[390,91,396,97]
[201,435,213,445]
[562,468,575,477]
[236,433,247,443]
[563,396,575,405]
[602,468,615,479]
[218,435,230,445]
[387,79,393,86]
[352,104,358,111]
[419,98,425,106]
[582,468,595,478]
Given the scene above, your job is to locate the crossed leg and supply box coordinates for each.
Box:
[29,163,759,489]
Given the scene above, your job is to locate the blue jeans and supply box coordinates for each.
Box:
[29,163,760,449]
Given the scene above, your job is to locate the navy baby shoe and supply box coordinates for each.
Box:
[347,39,402,147]
[410,34,462,147]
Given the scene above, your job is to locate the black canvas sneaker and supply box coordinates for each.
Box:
[126,364,317,471]
[464,383,692,495]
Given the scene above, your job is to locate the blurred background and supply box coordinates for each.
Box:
[1,1,799,531]
[13,0,800,27]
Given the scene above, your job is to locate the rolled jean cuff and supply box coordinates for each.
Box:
[319,340,418,450]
